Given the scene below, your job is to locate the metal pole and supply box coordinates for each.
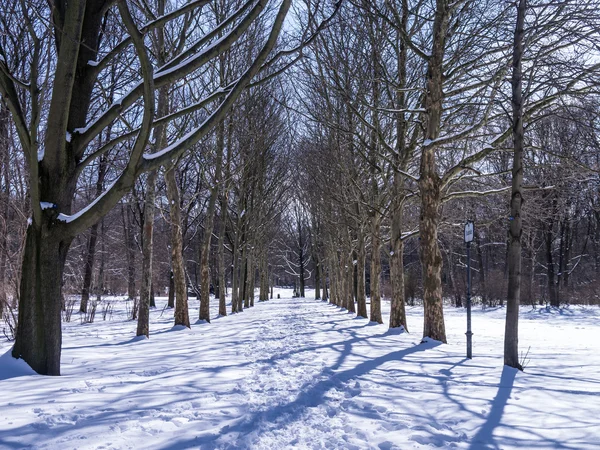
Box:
[466,241,473,359]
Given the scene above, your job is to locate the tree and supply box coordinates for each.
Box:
[2,0,292,375]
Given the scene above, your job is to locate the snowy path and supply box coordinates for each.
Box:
[1,291,600,449]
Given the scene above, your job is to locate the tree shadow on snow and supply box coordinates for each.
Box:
[160,340,441,450]
[467,366,517,450]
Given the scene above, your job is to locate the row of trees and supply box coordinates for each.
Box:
[0,0,349,375]
[284,0,600,370]
[1,0,599,376]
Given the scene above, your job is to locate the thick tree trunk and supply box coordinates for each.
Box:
[13,221,71,375]
[137,170,157,338]
[505,0,526,371]
[419,0,449,343]
[419,176,446,341]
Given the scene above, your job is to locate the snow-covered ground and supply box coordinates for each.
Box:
[1,290,599,449]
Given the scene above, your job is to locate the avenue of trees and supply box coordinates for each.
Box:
[1,0,600,375]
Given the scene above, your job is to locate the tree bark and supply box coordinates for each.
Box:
[136,170,157,338]
[389,4,410,330]
[12,0,101,375]
[80,156,106,313]
[370,214,383,323]
[546,219,558,307]
[217,198,228,315]
[13,219,71,375]
[199,120,225,322]
[504,0,526,371]
[419,0,449,343]
[356,229,367,318]
[0,104,10,320]
[165,166,190,327]
[389,204,408,329]
[123,203,137,305]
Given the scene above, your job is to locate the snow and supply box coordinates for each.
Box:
[87,60,99,67]
[56,179,118,223]
[1,292,600,449]
[39,202,55,210]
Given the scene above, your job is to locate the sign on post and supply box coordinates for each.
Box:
[464,221,474,243]
[464,220,474,359]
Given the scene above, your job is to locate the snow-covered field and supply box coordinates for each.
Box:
[1,290,599,449]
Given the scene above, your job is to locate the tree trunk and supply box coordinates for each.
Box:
[136,170,157,338]
[231,240,240,313]
[370,214,383,324]
[314,255,321,300]
[13,219,71,375]
[356,230,367,318]
[150,283,156,308]
[248,256,256,307]
[96,219,105,303]
[0,105,10,320]
[345,247,356,313]
[80,227,98,313]
[389,227,408,329]
[241,254,249,309]
[199,121,224,322]
[390,192,408,329]
[217,210,228,315]
[563,219,571,292]
[123,204,137,305]
[80,149,106,313]
[322,265,328,301]
[419,0,449,343]
[546,221,558,307]
[476,231,487,306]
[165,166,190,327]
[504,0,526,371]
[167,270,175,308]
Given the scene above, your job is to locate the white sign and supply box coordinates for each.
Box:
[464,221,474,243]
